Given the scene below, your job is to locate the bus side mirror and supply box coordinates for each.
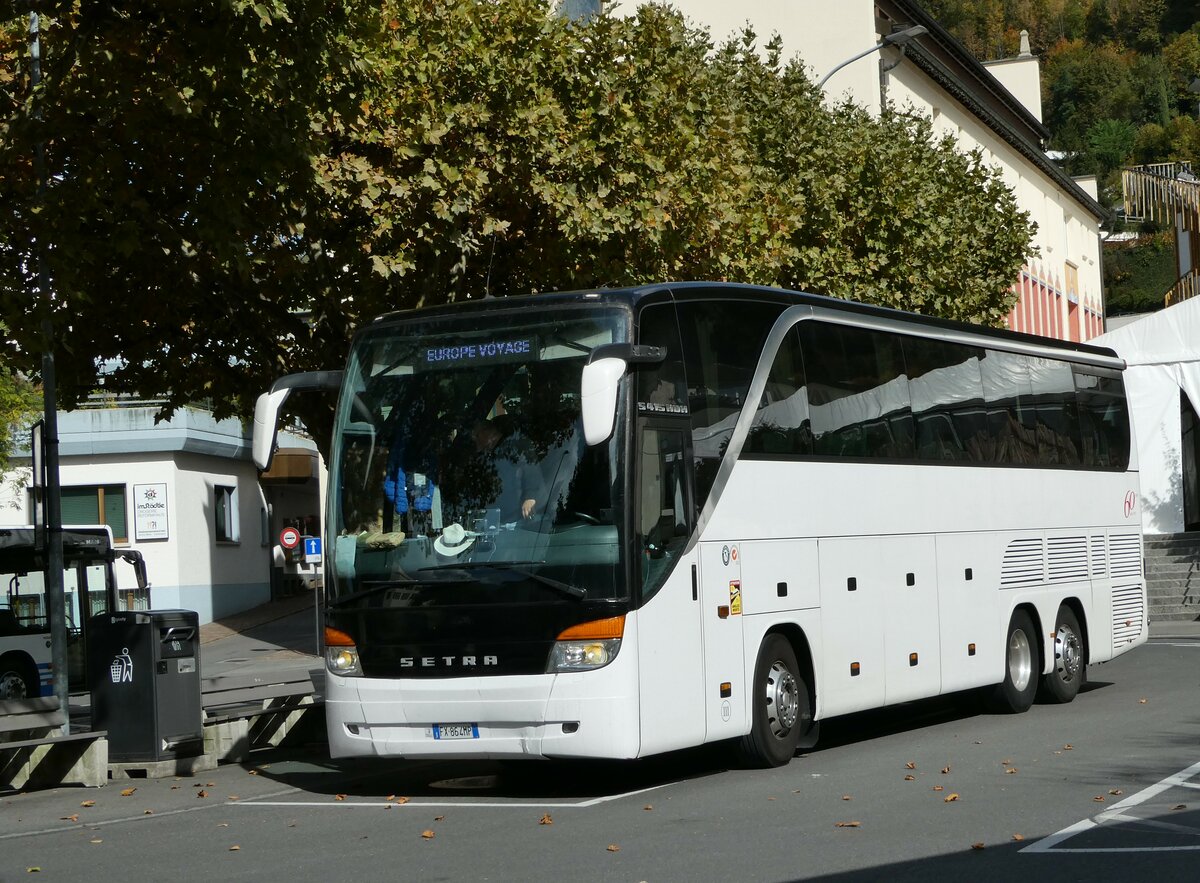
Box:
[252,388,291,471]
[581,344,666,446]
[581,357,626,446]
[252,370,344,471]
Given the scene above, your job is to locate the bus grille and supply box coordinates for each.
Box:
[1108,533,1142,579]
[1001,538,1045,586]
[1047,536,1088,583]
[1111,585,1144,649]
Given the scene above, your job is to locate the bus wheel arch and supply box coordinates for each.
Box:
[738,628,815,768]
[0,651,38,700]
[1038,601,1087,704]
[988,606,1041,714]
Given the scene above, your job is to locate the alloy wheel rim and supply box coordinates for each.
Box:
[766,660,799,738]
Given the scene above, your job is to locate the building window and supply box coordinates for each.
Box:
[61,485,128,543]
[215,485,240,543]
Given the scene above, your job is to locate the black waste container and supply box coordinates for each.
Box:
[88,609,203,763]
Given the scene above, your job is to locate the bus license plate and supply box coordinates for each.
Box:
[432,723,479,740]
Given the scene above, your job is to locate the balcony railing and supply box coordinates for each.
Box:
[1165,268,1200,308]
[1122,162,1200,232]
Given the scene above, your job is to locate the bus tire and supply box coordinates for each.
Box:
[0,653,37,700]
[1038,606,1084,704]
[739,634,805,768]
[988,609,1039,714]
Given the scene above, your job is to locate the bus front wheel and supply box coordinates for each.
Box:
[0,653,37,700]
[988,609,1039,714]
[1038,606,1085,704]
[739,634,806,768]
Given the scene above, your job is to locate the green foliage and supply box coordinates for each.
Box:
[0,356,39,472]
[0,1,1035,451]
[1103,232,1180,314]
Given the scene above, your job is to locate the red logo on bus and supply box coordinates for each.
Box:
[1123,491,1137,518]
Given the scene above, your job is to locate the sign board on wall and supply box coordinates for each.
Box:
[133,483,169,540]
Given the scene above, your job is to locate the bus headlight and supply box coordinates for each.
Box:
[548,638,621,672]
[325,626,362,677]
[547,616,625,673]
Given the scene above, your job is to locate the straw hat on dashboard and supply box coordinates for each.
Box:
[433,522,474,557]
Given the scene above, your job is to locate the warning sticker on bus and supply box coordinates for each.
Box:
[729,581,742,615]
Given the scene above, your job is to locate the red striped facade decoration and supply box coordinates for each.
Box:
[1004,264,1103,343]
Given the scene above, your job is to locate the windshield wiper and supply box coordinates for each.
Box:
[418,561,586,600]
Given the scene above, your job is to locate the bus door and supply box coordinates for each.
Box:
[633,420,706,756]
[698,540,746,741]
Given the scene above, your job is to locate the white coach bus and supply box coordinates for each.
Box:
[254,283,1146,767]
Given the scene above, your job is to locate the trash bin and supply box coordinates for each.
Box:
[88,609,203,763]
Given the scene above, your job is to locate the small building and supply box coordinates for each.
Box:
[0,401,322,625]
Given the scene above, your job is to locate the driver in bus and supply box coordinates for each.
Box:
[468,416,545,521]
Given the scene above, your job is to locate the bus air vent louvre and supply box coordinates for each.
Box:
[1107,534,1142,579]
[1000,538,1045,587]
[1110,585,1144,648]
[1047,536,1088,583]
[1089,535,1107,577]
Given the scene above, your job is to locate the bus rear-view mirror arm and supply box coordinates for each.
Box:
[116,549,149,589]
[252,370,344,471]
[581,344,665,446]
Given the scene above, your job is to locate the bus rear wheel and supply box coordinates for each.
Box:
[0,653,37,700]
[1038,606,1085,704]
[739,634,806,768]
[988,610,1039,714]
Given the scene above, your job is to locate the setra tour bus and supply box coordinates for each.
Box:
[253,282,1146,767]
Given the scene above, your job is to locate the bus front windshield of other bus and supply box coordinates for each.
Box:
[327,305,630,658]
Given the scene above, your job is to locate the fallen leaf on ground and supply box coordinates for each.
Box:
[197,791,208,799]
[1064,744,1074,751]
[1109,789,1123,796]
[606,844,621,852]
[904,775,915,781]
[248,769,260,775]
[1172,804,1187,811]
[434,815,445,822]
[842,795,852,801]
[944,793,960,803]
[217,823,229,828]
[1006,768,1018,775]
[1001,759,1012,766]
[421,830,435,840]
[970,842,985,850]
[229,845,240,851]
[933,785,944,792]
[539,813,553,825]
[80,801,95,808]
[835,821,861,828]
[26,867,40,873]
[1138,698,1147,704]
[120,788,136,797]
[644,805,653,811]
[334,794,347,801]
[1094,796,1105,802]
[143,810,153,816]
[90,839,102,844]
[905,761,916,770]
[941,766,951,774]
[1012,834,1025,842]
[60,815,78,822]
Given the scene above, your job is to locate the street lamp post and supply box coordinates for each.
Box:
[817,25,928,90]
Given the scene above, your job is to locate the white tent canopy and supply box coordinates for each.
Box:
[1094,296,1200,534]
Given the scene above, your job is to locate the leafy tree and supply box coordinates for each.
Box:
[0,355,39,473]
[0,1,1034,454]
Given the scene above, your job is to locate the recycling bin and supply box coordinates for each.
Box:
[88,609,203,763]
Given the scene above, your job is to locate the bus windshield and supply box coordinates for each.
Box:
[329,304,629,607]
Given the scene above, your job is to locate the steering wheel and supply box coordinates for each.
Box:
[571,511,601,525]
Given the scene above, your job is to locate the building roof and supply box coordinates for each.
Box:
[878,0,1107,222]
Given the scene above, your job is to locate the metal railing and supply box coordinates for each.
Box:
[1122,163,1200,232]
[1165,268,1200,308]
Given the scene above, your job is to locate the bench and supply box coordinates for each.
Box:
[1,697,108,790]
[200,670,318,764]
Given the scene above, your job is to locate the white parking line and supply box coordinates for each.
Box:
[241,782,672,810]
[1022,758,1200,854]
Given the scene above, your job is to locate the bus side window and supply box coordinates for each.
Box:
[638,427,690,602]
